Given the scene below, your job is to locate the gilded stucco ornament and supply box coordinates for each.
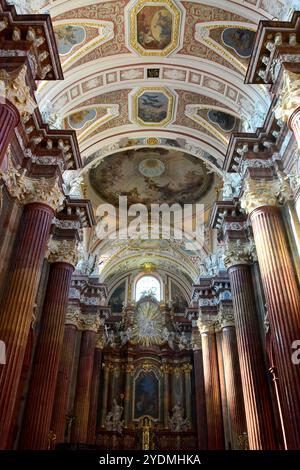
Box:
[79,313,101,333]
[48,238,79,267]
[241,177,280,214]
[0,65,37,117]
[217,304,235,329]
[223,239,253,269]
[65,306,81,328]
[274,70,300,122]
[20,177,64,211]
[197,315,216,335]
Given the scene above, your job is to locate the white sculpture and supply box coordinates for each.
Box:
[168,403,190,432]
[104,399,124,434]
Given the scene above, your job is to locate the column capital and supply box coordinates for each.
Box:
[79,313,101,333]
[0,65,36,118]
[1,160,64,210]
[240,175,293,215]
[65,306,81,328]
[217,304,235,329]
[47,238,78,267]
[274,70,300,124]
[197,315,216,335]
[224,239,253,269]
[191,327,202,351]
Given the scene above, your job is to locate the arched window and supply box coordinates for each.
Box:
[135,275,161,301]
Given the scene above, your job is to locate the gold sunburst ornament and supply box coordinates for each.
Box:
[131,301,163,347]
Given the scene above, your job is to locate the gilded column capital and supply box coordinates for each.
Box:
[182,363,193,374]
[241,177,280,214]
[0,65,37,118]
[47,238,78,267]
[65,306,81,328]
[1,164,65,210]
[217,305,235,329]
[274,70,300,123]
[20,177,64,211]
[79,313,101,333]
[224,239,253,269]
[191,328,202,351]
[197,315,216,335]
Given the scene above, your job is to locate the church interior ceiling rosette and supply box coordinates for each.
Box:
[34,0,299,283]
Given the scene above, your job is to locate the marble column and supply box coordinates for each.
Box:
[193,340,207,450]
[183,364,192,422]
[0,180,62,449]
[71,315,100,443]
[50,316,79,444]
[225,245,277,450]
[123,362,133,426]
[218,304,247,450]
[198,318,224,450]
[19,240,77,449]
[0,101,20,167]
[162,363,170,427]
[100,362,111,426]
[242,177,300,449]
[87,340,103,444]
[215,328,230,449]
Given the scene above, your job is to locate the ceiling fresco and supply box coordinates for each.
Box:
[37,0,295,282]
[129,0,182,56]
[89,147,213,206]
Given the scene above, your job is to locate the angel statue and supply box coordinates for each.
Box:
[104,399,124,434]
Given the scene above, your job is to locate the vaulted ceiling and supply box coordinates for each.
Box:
[37,0,296,286]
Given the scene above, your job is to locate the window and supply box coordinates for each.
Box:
[135,275,161,301]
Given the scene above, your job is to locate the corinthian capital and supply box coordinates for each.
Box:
[21,177,65,211]
[79,313,101,333]
[197,315,215,335]
[224,239,253,269]
[65,306,81,328]
[0,65,37,117]
[241,177,280,214]
[48,238,78,267]
[217,304,235,329]
[274,70,300,123]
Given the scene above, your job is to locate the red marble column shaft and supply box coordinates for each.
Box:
[201,330,224,450]
[87,347,102,444]
[7,328,34,449]
[71,329,97,443]
[193,348,207,450]
[215,330,230,448]
[19,261,74,449]
[250,205,300,449]
[0,202,54,449]
[50,324,78,443]
[221,325,247,449]
[0,101,20,167]
[228,264,277,449]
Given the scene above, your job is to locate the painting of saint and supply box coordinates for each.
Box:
[207,109,236,132]
[222,28,255,58]
[134,371,159,419]
[137,92,169,123]
[137,6,172,51]
[54,25,86,55]
[68,109,97,130]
